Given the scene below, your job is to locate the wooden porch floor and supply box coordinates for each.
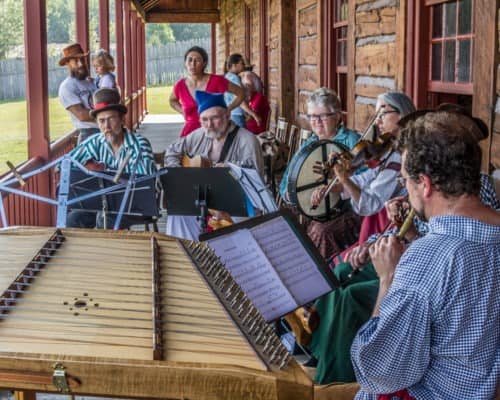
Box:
[136,113,184,154]
[132,113,184,234]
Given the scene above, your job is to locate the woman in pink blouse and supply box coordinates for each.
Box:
[169,46,246,137]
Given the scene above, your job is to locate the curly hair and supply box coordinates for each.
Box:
[92,49,115,73]
[398,111,482,197]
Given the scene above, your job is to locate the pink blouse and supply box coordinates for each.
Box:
[173,74,229,137]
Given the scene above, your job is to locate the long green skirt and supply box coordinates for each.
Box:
[309,261,379,384]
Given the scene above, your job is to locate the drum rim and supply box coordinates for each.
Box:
[287,138,348,221]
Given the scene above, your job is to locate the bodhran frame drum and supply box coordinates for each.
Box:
[287,139,348,221]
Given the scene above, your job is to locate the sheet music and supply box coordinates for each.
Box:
[208,229,298,321]
[250,216,332,305]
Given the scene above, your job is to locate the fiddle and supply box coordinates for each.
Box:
[310,118,396,211]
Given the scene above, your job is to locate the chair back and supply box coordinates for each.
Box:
[299,128,313,146]
[287,125,300,164]
[276,117,289,142]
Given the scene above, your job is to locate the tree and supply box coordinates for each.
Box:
[0,0,24,59]
[47,0,72,43]
[170,23,210,41]
[146,23,175,46]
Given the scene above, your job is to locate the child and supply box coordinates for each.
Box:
[92,49,117,89]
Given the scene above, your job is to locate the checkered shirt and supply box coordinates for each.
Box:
[351,215,500,400]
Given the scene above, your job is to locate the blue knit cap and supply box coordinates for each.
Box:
[195,90,227,115]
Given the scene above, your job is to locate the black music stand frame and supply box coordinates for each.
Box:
[67,170,159,230]
[160,167,250,235]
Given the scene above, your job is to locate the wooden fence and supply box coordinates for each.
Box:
[0,38,211,101]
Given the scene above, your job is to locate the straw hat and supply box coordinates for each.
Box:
[58,43,89,66]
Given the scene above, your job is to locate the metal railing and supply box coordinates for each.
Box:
[0,130,79,228]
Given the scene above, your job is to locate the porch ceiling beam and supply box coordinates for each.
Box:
[147,10,220,23]
[131,0,147,21]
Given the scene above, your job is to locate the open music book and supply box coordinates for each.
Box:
[200,211,337,322]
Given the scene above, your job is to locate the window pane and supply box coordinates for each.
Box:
[444,1,457,37]
[339,25,347,39]
[432,4,443,38]
[431,43,442,81]
[337,41,346,67]
[336,0,348,22]
[443,41,456,82]
[458,0,472,35]
[458,39,471,82]
[340,0,348,22]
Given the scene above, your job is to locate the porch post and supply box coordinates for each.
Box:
[115,0,125,91]
[99,0,110,51]
[211,23,217,73]
[23,0,51,225]
[75,0,90,53]
[141,22,147,117]
[123,0,133,130]
[259,0,268,92]
[131,10,138,129]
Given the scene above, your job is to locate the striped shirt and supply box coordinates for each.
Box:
[351,215,500,400]
[69,129,156,175]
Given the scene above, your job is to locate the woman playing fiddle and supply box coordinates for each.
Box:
[311,91,415,218]
[170,46,247,137]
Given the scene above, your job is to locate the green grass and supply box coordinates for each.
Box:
[0,85,173,174]
[146,84,175,114]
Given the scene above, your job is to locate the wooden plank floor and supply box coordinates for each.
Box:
[131,113,184,234]
[135,113,184,155]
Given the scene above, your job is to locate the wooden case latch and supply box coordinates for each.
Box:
[52,363,70,393]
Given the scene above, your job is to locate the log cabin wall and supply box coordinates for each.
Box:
[217,0,498,172]
[296,0,320,128]
[352,0,404,131]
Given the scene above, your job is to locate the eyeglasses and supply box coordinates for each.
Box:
[307,112,337,122]
[396,176,407,187]
[97,115,121,125]
[377,110,399,120]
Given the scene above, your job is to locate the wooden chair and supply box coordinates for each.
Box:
[299,128,313,146]
[276,117,289,142]
[286,124,299,164]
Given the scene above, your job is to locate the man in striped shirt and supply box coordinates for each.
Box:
[66,88,156,229]
[351,110,500,399]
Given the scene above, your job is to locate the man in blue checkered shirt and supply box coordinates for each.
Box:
[351,110,500,399]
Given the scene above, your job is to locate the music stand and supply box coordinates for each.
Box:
[160,167,249,234]
[67,170,159,229]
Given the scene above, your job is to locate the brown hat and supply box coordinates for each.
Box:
[89,88,127,118]
[58,43,89,66]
